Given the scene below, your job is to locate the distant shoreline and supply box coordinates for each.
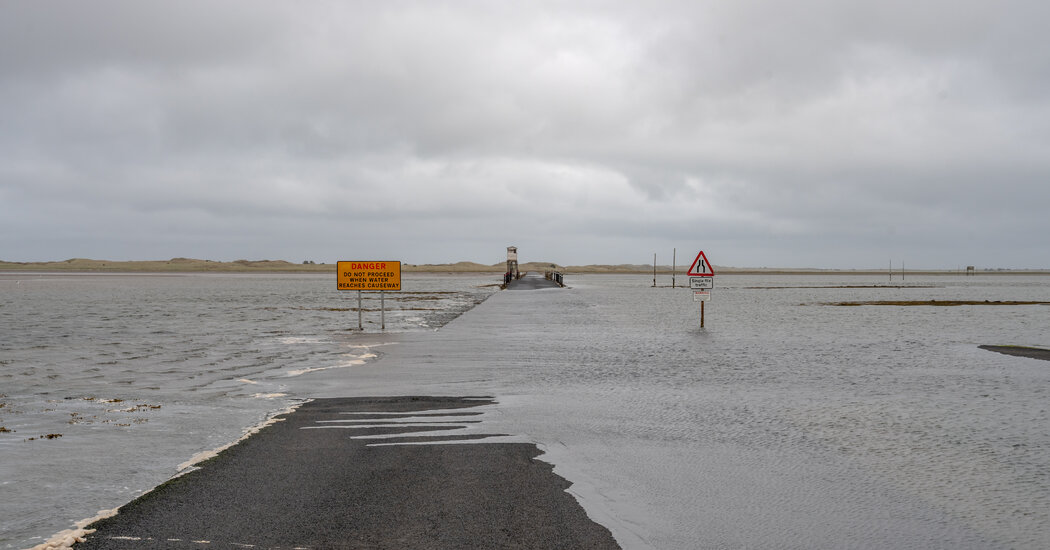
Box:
[2,257,1048,276]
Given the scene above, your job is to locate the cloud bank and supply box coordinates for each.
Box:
[2,1,1047,268]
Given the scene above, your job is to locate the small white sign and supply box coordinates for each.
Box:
[693,291,710,302]
[690,276,714,289]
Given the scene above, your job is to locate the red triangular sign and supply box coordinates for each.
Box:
[687,251,714,276]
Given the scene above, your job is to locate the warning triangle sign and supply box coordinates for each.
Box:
[687,251,715,276]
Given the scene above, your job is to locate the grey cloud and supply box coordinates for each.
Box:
[1,1,1048,267]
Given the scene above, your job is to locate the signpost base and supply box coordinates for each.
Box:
[701,301,705,328]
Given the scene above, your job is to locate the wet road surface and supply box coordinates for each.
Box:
[506,272,562,290]
[76,396,619,550]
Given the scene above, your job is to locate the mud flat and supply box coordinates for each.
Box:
[823,300,1050,306]
[979,345,1050,361]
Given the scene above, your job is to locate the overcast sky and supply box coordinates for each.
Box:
[2,1,1047,269]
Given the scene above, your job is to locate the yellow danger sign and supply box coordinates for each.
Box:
[337,261,401,291]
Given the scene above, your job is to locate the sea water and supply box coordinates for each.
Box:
[2,272,1049,549]
[0,272,498,549]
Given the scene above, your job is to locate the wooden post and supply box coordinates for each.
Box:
[381,291,385,330]
[700,301,705,328]
[357,290,363,330]
[672,248,676,288]
[653,253,657,287]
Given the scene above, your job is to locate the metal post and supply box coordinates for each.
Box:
[357,290,363,330]
[381,291,385,330]
[672,248,676,288]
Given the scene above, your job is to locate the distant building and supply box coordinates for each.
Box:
[507,246,518,278]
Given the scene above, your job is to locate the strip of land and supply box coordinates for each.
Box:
[979,345,1050,361]
[74,397,620,550]
[4,257,1048,275]
[824,300,1050,306]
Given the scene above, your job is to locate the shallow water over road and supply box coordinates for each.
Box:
[291,273,1050,549]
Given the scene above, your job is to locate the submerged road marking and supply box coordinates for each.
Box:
[296,401,522,446]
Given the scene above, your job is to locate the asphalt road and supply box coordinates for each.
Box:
[76,396,619,550]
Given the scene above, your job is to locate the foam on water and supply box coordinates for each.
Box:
[25,508,118,550]
[284,352,376,377]
[174,402,303,473]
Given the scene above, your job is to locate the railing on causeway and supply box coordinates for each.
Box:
[544,270,564,287]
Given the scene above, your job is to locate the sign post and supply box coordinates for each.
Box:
[687,251,715,328]
[338,261,402,330]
